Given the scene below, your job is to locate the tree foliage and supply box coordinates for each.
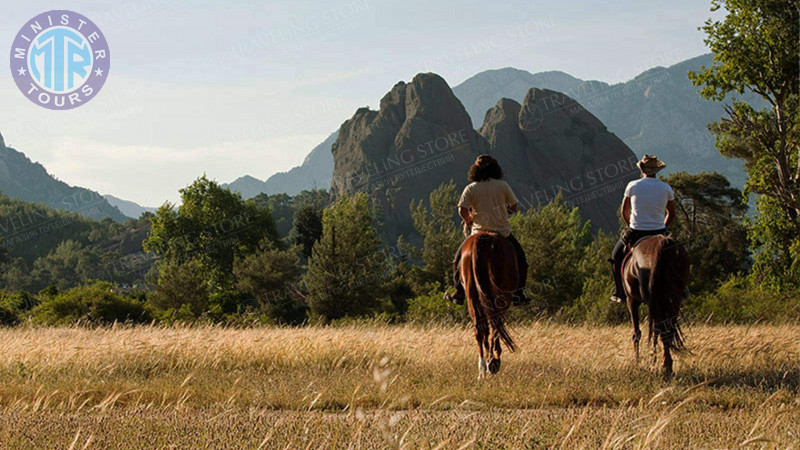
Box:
[689,0,800,285]
[662,171,750,292]
[303,193,389,321]
[234,242,305,323]
[144,175,280,288]
[510,195,592,314]
[292,204,323,259]
[409,180,463,287]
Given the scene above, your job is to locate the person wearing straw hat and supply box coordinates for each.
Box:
[444,154,531,307]
[609,155,676,303]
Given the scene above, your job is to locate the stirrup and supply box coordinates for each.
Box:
[610,294,625,303]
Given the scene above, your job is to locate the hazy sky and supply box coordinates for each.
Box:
[0,0,715,206]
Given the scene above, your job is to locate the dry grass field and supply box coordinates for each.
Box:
[0,322,797,448]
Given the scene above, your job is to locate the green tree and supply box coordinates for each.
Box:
[251,189,328,240]
[144,175,280,288]
[409,180,463,287]
[510,195,592,314]
[29,240,101,292]
[234,242,305,323]
[567,231,627,324]
[147,259,210,320]
[689,0,799,285]
[251,193,293,237]
[303,193,389,321]
[292,204,323,259]
[663,172,750,292]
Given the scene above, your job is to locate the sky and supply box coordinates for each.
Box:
[0,0,715,207]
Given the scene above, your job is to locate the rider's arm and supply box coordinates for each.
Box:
[459,207,472,226]
[621,197,631,226]
[665,200,676,227]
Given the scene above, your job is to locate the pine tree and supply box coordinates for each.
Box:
[303,193,389,321]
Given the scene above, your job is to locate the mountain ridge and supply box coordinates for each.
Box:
[0,132,130,223]
[226,53,751,199]
[329,73,638,242]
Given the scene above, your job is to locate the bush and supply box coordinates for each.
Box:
[31,281,150,325]
[685,275,800,323]
[0,303,19,326]
[0,290,37,326]
[234,243,306,324]
[405,289,467,324]
[565,231,628,324]
[148,260,210,321]
[511,195,592,315]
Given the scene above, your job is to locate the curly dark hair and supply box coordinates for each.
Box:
[468,155,503,182]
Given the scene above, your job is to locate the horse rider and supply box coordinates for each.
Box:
[610,155,676,303]
[444,154,531,306]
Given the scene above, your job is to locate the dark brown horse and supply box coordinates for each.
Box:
[623,234,690,376]
[459,232,517,378]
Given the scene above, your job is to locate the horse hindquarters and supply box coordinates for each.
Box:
[472,235,516,355]
[461,242,489,378]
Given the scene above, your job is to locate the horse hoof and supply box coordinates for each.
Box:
[488,359,501,374]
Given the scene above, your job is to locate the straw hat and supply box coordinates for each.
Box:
[637,155,666,175]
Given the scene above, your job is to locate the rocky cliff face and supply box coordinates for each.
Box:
[479,89,638,231]
[331,73,483,241]
[330,74,639,243]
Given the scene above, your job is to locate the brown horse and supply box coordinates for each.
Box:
[459,232,517,378]
[623,234,690,376]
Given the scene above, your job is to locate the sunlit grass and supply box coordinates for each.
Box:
[0,322,796,447]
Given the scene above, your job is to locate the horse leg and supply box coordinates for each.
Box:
[488,329,502,374]
[476,318,490,379]
[661,332,674,378]
[476,325,486,379]
[627,299,641,362]
[482,325,491,376]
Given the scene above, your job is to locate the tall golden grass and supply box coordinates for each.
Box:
[0,322,796,448]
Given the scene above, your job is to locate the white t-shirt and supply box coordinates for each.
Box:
[624,177,674,231]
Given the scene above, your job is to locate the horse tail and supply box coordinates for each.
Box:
[648,236,686,352]
[472,234,516,352]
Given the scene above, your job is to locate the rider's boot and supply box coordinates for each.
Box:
[444,283,465,305]
[609,259,626,303]
[443,259,465,305]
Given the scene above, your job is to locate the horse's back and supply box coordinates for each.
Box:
[631,234,680,268]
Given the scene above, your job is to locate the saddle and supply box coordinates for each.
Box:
[621,231,671,271]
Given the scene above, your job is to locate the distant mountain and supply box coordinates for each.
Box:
[243,54,757,196]
[224,132,337,198]
[330,73,637,242]
[103,194,156,219]
[453,54,761,187]
[453,68,591,126]
[0,131,129,222]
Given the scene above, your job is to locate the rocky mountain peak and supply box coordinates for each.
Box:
[331,74,638,242]
[330,73,482,241]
